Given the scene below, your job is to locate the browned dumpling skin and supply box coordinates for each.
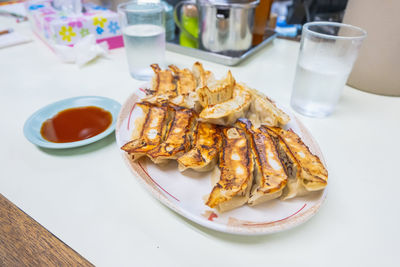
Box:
[177,122,222,172]
[199,84,251,126]
[151,64,177,97]
[147,105,197,164]
[264,127,304,200]
[206,127,254,212]
[143,64,177,103]
[169,65,197,95]
[192,61,215,89]
[168,65,202,111]
[121,102,172,159]
[236,119,287,206]
[240,83,290,128]
[267,127,328,192]
[197,70,235,107]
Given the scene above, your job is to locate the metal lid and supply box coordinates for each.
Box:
[199,0,260,8]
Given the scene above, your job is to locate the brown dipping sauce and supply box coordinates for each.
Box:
[40,106,112,143]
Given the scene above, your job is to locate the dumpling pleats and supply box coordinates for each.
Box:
[177,122,222,172]
[121,102,172,159]
[206,127,253,212]
[147,105,197,164]
[236,119,287,206]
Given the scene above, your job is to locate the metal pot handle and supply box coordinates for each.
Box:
[173,0,198,42]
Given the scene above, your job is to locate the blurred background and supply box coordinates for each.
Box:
[88,0,349,40]
[2,0,398,95]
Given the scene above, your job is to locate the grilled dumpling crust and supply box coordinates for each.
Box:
[240,83,290,128]
[206,127,253,212]
[146,64,177,101]
[147,105,197,163]
[237,119,287,206]
[168,65,201,111]
[199,83,251,126]
[127,102,150,141]
[192,61,215,89]
[169,65,196,95]
[177,122,222,172]
[268,127,328,191]
[121,102,171,159]
[265,127,306,200]
[197,70,235,107]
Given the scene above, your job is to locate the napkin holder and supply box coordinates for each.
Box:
[25,0,123,50]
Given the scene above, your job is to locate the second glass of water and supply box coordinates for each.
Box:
[118,1,165,80]
[291,22,366,117]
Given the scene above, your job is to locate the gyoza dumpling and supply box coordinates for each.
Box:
[265,127,305,200]
[192,61,215,89]
[168,64,202,111]
[197,70,235,107]
[147,105,197,164]
[205,127,254,212]
[199,83,251,126]
[236,119,287,206]
[150,64,177,97]
[177,122,222,172]
[143,64,177,103]
[240,83,290,128]
[266,127,328,199]
[121,102,172,160]
[168,64,196,95]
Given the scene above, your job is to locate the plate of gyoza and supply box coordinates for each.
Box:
[116,62,328,235]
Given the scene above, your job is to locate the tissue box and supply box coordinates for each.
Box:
[26,0,123,49]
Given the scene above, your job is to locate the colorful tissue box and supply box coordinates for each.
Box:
[26,1,123,49]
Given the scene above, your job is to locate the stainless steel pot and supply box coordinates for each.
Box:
[175,0,260,53]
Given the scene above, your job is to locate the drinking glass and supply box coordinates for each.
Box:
[118,1,165,80]
[290,22,367,117]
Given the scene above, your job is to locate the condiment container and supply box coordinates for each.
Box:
[175,0,260,54]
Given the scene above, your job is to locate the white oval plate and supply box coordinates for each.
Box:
[115,90,328,235]
[24,96,121,149]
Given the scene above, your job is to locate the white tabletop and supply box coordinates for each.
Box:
[1,15,399,267]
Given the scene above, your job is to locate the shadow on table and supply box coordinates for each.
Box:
[38,132,116,156]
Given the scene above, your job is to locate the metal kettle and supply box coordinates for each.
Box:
[174,0,260,53]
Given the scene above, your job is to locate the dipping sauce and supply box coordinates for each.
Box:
[40,106,112,143]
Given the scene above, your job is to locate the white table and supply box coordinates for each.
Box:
[1,15,399,267]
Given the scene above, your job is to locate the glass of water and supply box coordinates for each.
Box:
[290,22,367,117]
[118,1,165,80]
